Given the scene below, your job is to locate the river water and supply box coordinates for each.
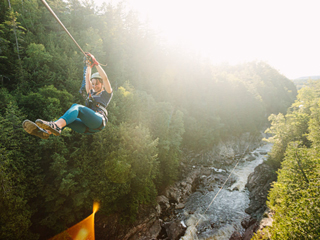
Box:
[177,143,273,240]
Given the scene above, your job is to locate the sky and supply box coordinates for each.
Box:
[93,0,319,79]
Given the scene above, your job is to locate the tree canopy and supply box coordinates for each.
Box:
[0,0,296,239]
[253,81,320,239]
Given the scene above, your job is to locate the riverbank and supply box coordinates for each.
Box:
[95,132,272,240]
[178,142,273,240]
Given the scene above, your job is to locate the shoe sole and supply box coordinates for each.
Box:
[35,119,61,136]
[22,120,49,140]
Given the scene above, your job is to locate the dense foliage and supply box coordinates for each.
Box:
[0,0,296,239]
[253,81,320,239]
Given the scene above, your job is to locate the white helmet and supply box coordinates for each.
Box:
[90,72,102,80]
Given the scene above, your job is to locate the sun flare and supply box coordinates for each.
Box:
[92,0,320,79]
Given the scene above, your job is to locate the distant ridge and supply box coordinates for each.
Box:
[292,75,320,90]
[293,75,320,80]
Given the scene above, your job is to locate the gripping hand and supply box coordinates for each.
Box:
[85,52,99,68]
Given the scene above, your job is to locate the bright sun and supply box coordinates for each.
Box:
[93,0,320,79]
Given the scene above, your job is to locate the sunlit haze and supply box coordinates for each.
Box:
[93,0,319,79]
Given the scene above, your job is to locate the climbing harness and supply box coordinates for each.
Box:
[40,0,86,56]
[83,89,111,134]
[96,102,108,117]
[86,95,109,118]
[194,145,250,228]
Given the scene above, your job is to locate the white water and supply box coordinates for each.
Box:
[178,143,273,240]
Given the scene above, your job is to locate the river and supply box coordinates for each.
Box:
[177,143,273,240]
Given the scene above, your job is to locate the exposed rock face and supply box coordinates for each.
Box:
[239,213,273,240]
[229,231,242,240]
[157,195,170,211]
[163,220,186,240]
[241,216,257,229]
[155,166,203,239]
[245,162,276,219]
[245,154,256,162]
[236,162,276,240]
[241,222,260,240]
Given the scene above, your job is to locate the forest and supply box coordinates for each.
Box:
[252,80,320,239]
[0,0,297,239]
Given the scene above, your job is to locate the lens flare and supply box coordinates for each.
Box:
[93,201,100,214]
[74,228,89,240]
[50,202,100,240]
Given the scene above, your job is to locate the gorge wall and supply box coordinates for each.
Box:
[95,132,272,240]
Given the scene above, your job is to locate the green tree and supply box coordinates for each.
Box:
[264,111,310,169]
[265,144,320,239]
[0,101,39,240]
[104,123,158,221]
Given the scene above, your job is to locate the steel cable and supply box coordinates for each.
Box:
[195,145,250,228]
[40,0,86,56]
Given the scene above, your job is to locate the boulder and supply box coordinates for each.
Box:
[202,168,212,176]
[225,158,234,165]
[229,231,242,240]
[157,195,170,213]
[259,216,273,229]
[259,151,268,155]
[246,154,256,161]
[241,216,257,229]
[164,220,186,240]
[164,186,181,203]
[242,222,260,240]
[180,181,187,187]
[175,203,185,210]
[245,162,276,220]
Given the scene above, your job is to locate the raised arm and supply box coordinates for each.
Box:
[85,64,92,94]
[96,64,112,94]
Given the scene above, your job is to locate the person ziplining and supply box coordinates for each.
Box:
[22,0,113,139]
[23,53,113,139]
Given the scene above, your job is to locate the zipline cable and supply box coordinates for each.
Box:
[194,145,250,228]
[40,0,86,56]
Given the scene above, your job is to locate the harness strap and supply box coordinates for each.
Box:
[83,92,110,134]
[96,103,108,116]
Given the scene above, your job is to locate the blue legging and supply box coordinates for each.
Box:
[60,104,105,134]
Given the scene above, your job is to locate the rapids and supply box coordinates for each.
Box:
[177,143,273,240]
